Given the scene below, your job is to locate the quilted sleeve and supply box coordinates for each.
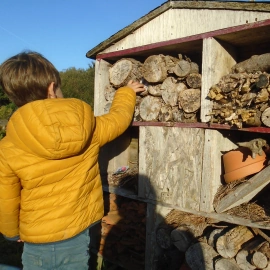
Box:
[0,150,21,238]
[95,86,136,147]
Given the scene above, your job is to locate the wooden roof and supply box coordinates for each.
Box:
[86,0,270,60]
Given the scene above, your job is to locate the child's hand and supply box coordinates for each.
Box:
[126,80,145,93]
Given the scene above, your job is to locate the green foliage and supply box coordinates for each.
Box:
[60,63,95,107]
[0,85,12,106]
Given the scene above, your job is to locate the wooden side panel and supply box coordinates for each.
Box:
[200,129,237,213]
[145,203,172,270]
[95,60,132,177]
[201,37,237,123]
[101,9,270,54]
[94,59,111,116]
[99,130,131,178]
[139,127,204,211]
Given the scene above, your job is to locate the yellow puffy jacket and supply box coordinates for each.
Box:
[0,86,136,243]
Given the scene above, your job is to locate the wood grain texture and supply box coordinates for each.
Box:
[139,126,204,211]
[201,37,236,123]
[200,129,237,213]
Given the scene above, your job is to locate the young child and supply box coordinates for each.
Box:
[0,51,144,269]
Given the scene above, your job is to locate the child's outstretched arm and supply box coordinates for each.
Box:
[126,80,145,93]
[95,80,144,146]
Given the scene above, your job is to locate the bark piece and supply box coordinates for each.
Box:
[139,95,162,121]
[109,58,142,87]
[142,54,167,83]
[216,226,254,258]
[178,88,201,113]
[186,242,218,270]
[255,88,269,103]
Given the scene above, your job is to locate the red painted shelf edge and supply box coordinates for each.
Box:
[131,121,270,133]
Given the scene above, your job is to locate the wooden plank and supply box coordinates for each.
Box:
[87,2,270,59]
[99,130,131,177]
[94,59,111,116]
[201,37,236,123]
[139,126,204,211]
[145,203,172,270]
[156,201,270,231]
[200,129,237,213]
[94,9,270,58]
[215,165,270,213]
[132,121,270,134]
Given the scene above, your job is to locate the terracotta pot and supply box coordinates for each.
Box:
[222,147,267,183]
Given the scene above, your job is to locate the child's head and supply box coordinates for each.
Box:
[0,51,61,107]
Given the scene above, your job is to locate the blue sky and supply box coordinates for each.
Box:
[0,0,165,71]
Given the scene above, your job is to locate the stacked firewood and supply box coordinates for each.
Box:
[98,193,146,270]
[156,209,270,270]
[207,53,270,128]
[105,54,202,123]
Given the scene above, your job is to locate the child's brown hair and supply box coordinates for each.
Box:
[0,51,61,107]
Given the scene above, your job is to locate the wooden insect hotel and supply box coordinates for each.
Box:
[86,1,270,269]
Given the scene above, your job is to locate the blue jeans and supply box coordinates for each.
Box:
[22,229,90,270]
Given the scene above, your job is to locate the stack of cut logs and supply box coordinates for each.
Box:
[157,209,270,270]
[105,54,201,122]
[208,53,270,128]
[98,193,146,270]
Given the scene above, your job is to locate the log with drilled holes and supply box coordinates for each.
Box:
[105,54,202,123]
[109,58,143,87]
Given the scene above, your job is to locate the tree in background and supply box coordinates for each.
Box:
[60,63,95,107]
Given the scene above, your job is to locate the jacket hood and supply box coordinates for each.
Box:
[6,98,95,159]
